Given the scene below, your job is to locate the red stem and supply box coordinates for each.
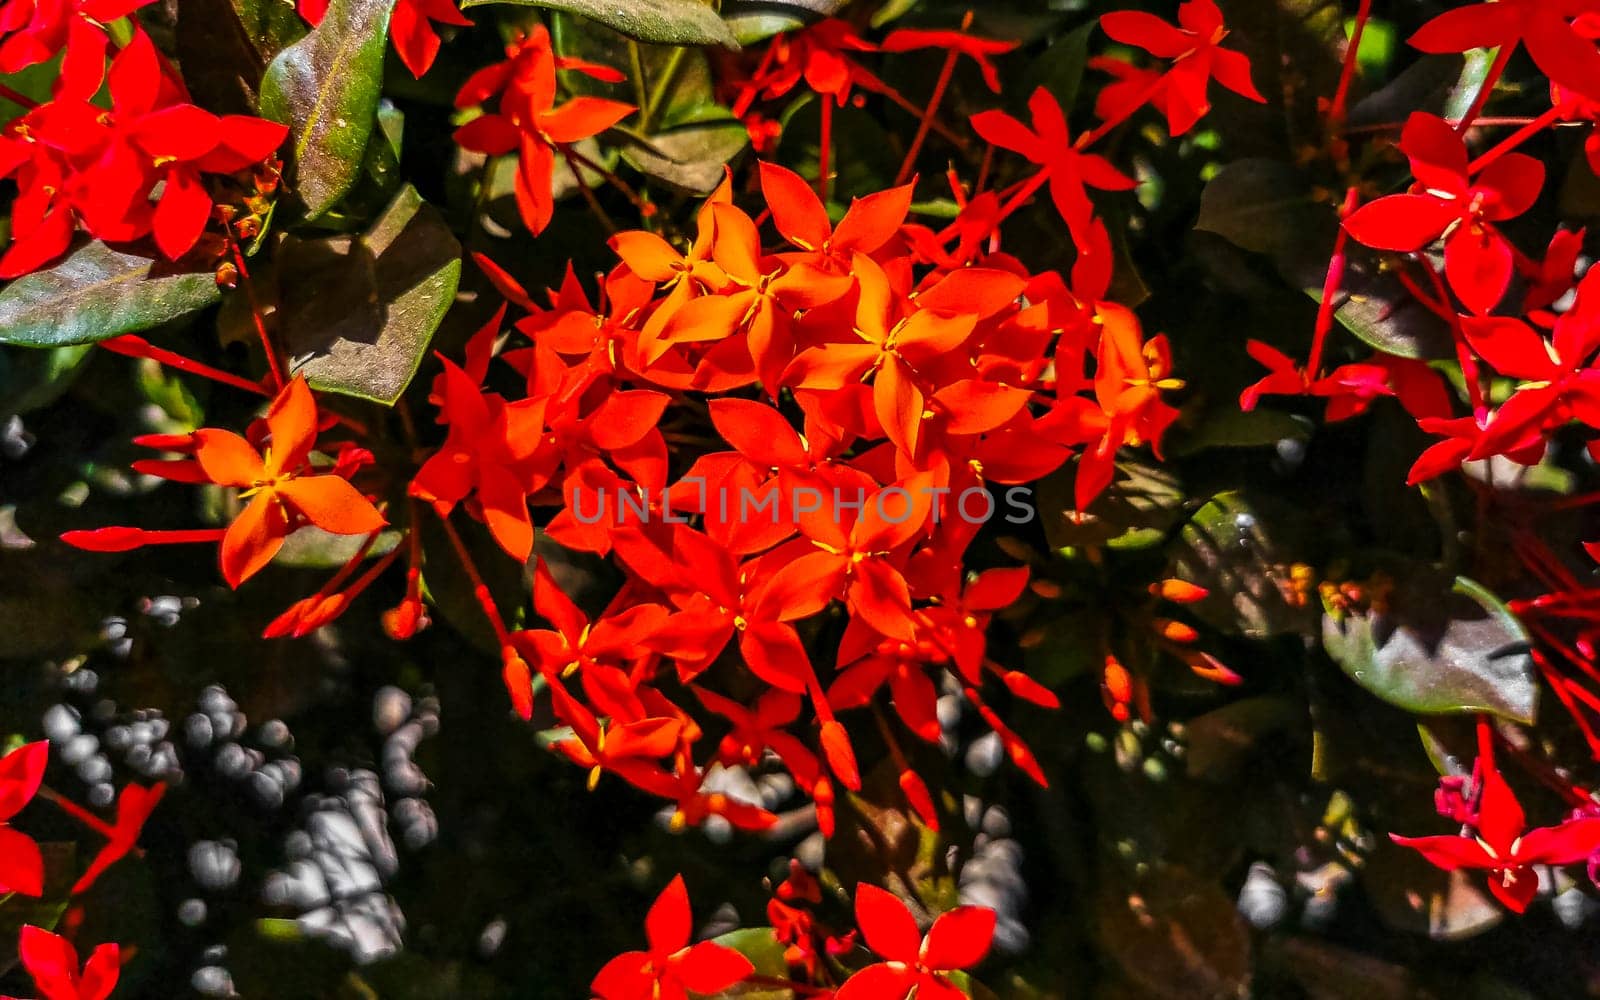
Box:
[99,336,271,397]
[1468,105,1564,175]
[434,504,511,648]
[1306,187,1361,379]
[1414,254,1486,419]
[818,97,833,203]
[895,47,960,186]
[1327,0,1373,136]
[0,82,38,110]
[38,786,119,840]
[225,228,287,392]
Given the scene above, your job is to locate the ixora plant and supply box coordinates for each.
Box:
[10,0,1600,995]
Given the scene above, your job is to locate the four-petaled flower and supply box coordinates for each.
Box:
[0,741,47,898]
[1098,0,1265,136]
[1342,112,1544,316]
[591,875,754,1000]
[836,884,996,1000]
[1393,744,1600,912]
[184,377,386,587]
[1,925,119,1000]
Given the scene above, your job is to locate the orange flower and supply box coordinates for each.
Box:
[191,376,386,587]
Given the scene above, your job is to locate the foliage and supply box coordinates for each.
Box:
[4,1,1600,998]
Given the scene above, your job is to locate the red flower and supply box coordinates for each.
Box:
[836,884,995,1000]
[453,26,633,236]
[180,377,386,586]
[66,376,386,587]
[82,30,287,260]
[389,0,471,78]
[734,18,880,111]
[299,0,473,79]
[0,740,47,897]
[971,86,1136,251]
[409,334,548,562]
[591,875,754,1000]
[5,925,119,1000]
[72,781,165,894]
[1410,0,1600,105]
[1460,299,1600,460]
[1238,340,1395,421]
[1342,112,1543,316]
[1098,0,1265,136]
[880,27,1018,93]
[1392,742,1600,912]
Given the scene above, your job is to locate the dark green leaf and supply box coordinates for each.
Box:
[1322,564,1537,723]
[0,240,221,348]
[705,928,793,998]
[279,186,462,405]
[176,0,307,114]
[1346,54,1470,130]
[722,0,846,44]
[1197,159,1453,360]
[1039,460,1186,552]
[619,119,750,194]
[462,0,738,48]
[259,0,397,219]
[1027,22,1095,119]
[1171,491,1319,639]
[1167,408,1312,457]
[274,526,403,568]
[0,343,93,415]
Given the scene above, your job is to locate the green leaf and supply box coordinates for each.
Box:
[176,0,308,114]
[0,344,93,415]
[1166,408,1312,457]
[278,185,462,405]
[703,928,793,998]
[0,240,221,348]
[274,526,403,568]
[722,0,847,45]
[462,0,738,48]
[259,0,397,220]
[1346,54,1468,129]
[1322,564,1537,724]
[1027,21,1095,116]
[1039,460,1186,552]
[1196,158,1453,360]
[619,118,750,194]
[1171,491,1320,639]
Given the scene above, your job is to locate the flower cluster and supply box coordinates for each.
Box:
[0,19,285,275]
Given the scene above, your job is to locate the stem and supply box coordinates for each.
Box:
[1327,0,1373,137]
[562,143,655,218]
[0,82,38,110]
[99,337,272,397]
[818,97,833,203]
[1414,253,1486,419]
[854,65,969,149]
[434,503,512,648]
[1306,187,1360,379]
[558,145,619,235]
[37,787,119,840]
[1467,105,1564,175]
[626,42,649,116]
[641,45,689,134]
[1455,45,1512,135]
[895,48,960,186]
[224,226,287,392]
[1080,74,1169,149]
